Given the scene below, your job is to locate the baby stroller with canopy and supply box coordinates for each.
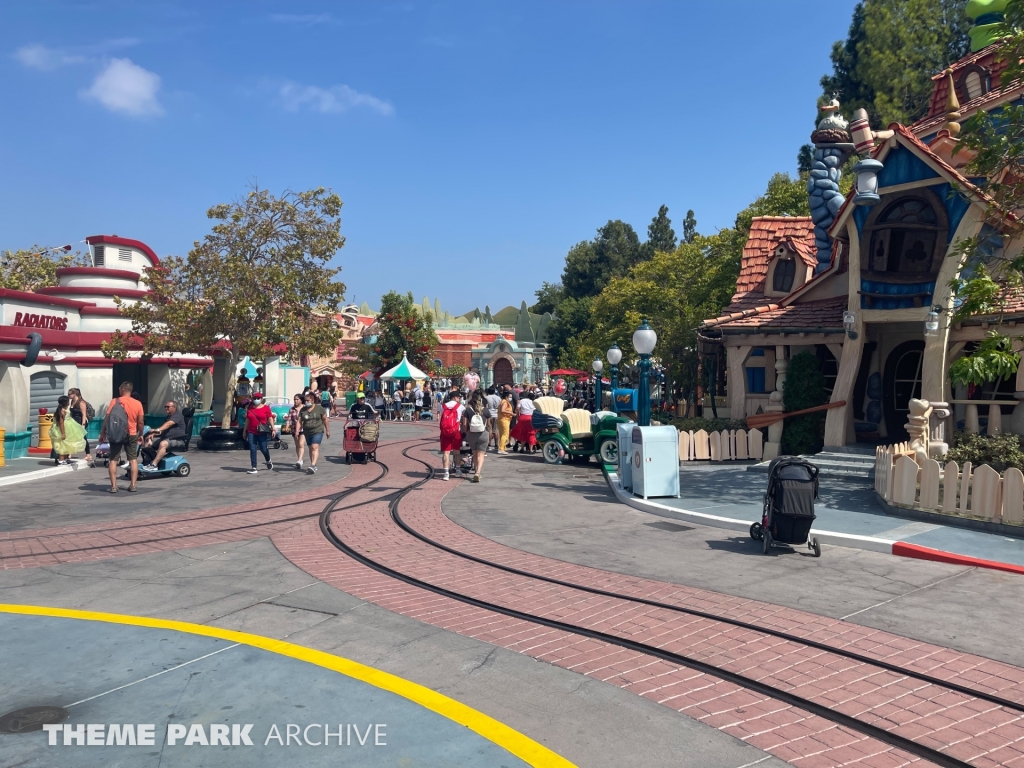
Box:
[749,457,821,557]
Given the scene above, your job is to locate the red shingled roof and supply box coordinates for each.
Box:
[919,43,1010,124]
[705,296,847,330]
[735,217,815,294]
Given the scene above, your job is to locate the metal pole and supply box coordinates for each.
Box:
[610,364,618,409]
[594,375,602,412]
[638,354,651,426]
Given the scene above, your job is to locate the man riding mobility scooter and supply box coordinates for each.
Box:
[531,396,628,465]
[134,407,195,478]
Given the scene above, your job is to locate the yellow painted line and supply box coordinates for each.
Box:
[0,603,576,768]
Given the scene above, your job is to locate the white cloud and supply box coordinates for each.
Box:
[278,81,393,116]
[83,58,164,117]
[14,44,85,70]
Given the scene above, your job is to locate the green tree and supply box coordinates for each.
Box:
[370,291,440,374]
[0,246,86,291]
[822,0,971,126]
[561,220,641,300]
[949,2,1024,381]
[646,205,677,254]
[546,295,594,366]
[530,281,564,315]
[781,352,829,455]
[682,209,698,244]
[103,185,348,427]
[583,234,739,398]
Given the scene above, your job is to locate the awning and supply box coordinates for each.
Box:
[379,351,430,381]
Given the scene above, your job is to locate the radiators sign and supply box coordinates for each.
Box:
[13,312,69,331]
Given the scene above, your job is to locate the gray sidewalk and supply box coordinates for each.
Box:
[617,463,1024,568]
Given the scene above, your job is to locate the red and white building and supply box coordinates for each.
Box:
[0,236,215,456]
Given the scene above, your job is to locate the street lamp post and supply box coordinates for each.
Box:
[592,358,604,412]
[606,344,622,409]
[632,320,657,426]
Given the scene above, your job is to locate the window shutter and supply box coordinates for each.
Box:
[94,246,105,267]
[118,248,132,263]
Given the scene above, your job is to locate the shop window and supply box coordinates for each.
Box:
[865,194,946,278]
[746,367,766,394]
[773,258,796,292]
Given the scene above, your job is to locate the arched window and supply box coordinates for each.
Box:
[772,258,796,292]
[866,194,946,277]
[956,64,990,103]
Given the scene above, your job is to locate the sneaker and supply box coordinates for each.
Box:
[455,469,464,478]
[497,450,508,455]
[247,468,258,475]
[295,459,303,469]
[266,460,273,470]
[307,465,317,474]
[442,470,449,481]
[119,461,130,469]
[144,464,158,471]
[471,474,480,483]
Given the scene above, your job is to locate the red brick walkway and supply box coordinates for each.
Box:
[0,452,390,569]
[272,440,1024,768]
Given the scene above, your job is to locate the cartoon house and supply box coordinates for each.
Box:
[700,4,1024,457]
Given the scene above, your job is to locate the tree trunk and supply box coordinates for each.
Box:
[220,351,239,428]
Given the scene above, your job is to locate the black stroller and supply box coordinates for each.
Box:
[749,457,821,557]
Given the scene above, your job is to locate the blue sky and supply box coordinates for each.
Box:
[0,1,858,315]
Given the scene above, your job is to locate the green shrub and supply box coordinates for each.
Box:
[781,351,827,455]
[670,417,746,433]
[947,431,1024,472]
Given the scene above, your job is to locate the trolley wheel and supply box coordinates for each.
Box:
[598,439,618,465]
[542,441,562,465]
[175,464,191,477]
[749,522,763,541]
[809,537,821,558]
[762,529,772,555]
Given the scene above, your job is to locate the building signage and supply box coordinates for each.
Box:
[13,312,68,331]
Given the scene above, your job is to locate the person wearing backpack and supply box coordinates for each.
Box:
[438,390,464,481]
[461,390,489,483]
[99,381,146,493]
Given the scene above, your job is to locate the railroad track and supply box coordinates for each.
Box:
[0,446,409,559]
[318,444,1024,768]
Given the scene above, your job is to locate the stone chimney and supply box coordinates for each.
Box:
[807,99,854,272]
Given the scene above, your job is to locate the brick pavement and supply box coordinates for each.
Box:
[272,440,1024,767]
[0,439,415,569]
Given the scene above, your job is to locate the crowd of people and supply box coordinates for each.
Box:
[50,370,594,491]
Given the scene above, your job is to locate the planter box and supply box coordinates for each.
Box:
[4,430,32,459]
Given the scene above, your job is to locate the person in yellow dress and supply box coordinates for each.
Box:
[50,395,87,465]
[497,390,514,455]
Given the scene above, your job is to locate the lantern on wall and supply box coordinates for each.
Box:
[924,306,942,337]
[852,158,884,205]
[843,311,858,340]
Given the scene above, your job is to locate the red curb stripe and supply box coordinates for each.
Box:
[892,541,1024,575]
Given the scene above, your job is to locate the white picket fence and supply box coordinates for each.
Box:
[679,428,763,462]
[874,444,1024,526]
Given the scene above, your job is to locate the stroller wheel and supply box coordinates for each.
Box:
[749,522,763,541]
[810,537,821,558]
[762,529,772,555]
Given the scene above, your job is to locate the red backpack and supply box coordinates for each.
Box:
[440,404,461,437]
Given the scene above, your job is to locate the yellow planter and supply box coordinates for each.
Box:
[37,414,54,451]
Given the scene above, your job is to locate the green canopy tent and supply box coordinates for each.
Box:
[378,351,429,382]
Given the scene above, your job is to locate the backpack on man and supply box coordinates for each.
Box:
[440,405,461,438]
[106,400,130,444]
